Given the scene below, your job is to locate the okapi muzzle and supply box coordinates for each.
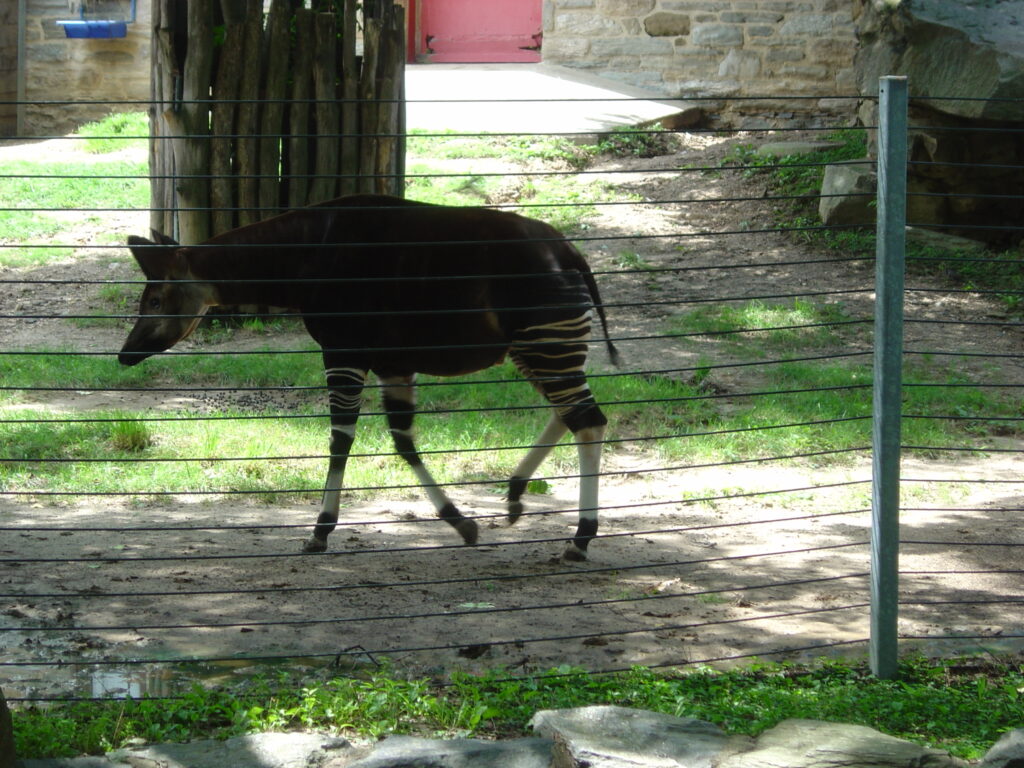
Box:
[119,235,212,366]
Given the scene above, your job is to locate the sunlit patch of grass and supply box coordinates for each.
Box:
[668,298,864,354]
[0,158,148,267]
[73,111,149,154]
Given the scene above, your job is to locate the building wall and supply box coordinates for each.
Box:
[21,0,151,135]
[542,0,860,126]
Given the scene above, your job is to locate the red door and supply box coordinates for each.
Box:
[421,0,542,63]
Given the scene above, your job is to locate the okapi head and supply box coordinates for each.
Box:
[118,234,215,367]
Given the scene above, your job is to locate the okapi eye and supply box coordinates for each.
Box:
[148,297,161,310]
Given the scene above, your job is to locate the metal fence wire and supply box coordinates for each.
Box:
[0,86,1022,703]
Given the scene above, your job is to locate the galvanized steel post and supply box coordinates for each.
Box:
[870,75,908,679]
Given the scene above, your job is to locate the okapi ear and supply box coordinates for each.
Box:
[127,234,181,280]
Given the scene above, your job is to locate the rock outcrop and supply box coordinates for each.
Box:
[851,0,1024,248]
[855,0,1024,122]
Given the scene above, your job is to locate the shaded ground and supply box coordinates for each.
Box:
[1,131,1021,700]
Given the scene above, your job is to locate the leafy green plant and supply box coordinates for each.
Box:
[595,128,678,159]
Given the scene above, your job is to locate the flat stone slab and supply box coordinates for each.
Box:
[718,719,967,768]
[342,734,554,768]
[530,705,752,768]
[22,732,358,768]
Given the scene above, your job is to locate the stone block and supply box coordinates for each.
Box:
[644,12,690,37]
[597,0,655,15]
[981,727,1024,768]
[554,12,621,36]
[719,49,762,79]
[819,161,876,227]
[780,14,838,37]
[591,37,675,57]
[543,37,591,60]
[531,705,751,768]
[690,23,744,47]
[720,11,784,23]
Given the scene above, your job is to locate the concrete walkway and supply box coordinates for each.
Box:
[404,62,689,133]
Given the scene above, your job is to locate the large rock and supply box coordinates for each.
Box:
[855,0,1024,122]
[980,728,1024,768]
[718,719,966,768]
[530,705,751,768]
[819,162,876,228]
[1,687,15,768]
[343,734,554,768]
[853,0,1024,248]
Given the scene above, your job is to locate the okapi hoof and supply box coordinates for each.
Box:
[507,500,524,525]
[506,476,528,525]
[455,518,479,546]
[563,542,588,562]
[302,536,328,553]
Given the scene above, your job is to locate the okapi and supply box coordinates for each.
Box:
[118,194,619,560]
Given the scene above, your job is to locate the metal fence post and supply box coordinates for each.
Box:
[870,75,908,679]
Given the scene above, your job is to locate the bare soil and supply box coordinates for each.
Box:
[1,132,1021,700]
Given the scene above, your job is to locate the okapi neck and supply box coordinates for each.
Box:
[188,243,307,308]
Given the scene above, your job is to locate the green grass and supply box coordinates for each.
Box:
[0,158,148,267]
[11,657,1023,759]
[3,335,1015,501]
[405,130,619,234]
[73,111,149,154]
[407,130,590,167]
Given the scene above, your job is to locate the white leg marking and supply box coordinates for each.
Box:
[512,413,569,481]
[577,425,604,520]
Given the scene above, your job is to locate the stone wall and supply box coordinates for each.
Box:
[20,0,151,135]
[542,0,860,127]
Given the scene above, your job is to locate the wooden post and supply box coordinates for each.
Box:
[210,0,247,233]
[310,12,341,205]
[167,0,213,245]
[288,8,315,208]
[234,0,263,227]
[257,0,290,217]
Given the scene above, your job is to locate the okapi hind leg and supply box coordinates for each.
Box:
[509,338,608,560]
[303,364,367,554]
[562,406,608,562]
[507,412,569,524]
[380,376,479,546]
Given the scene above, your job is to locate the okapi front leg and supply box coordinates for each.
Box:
[304,364,367,553]
[380,376,479,546]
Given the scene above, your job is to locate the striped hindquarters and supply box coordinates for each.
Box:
[509,312,606,431]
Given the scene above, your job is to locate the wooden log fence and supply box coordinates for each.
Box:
[149,0,406,244]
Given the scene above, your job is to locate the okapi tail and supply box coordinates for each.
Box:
[568,245,622,368]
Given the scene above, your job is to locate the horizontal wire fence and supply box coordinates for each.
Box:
[893,94,1024,659]
[0,90,1021,703]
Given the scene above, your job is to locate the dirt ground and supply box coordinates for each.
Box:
[1,131,1021,700]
